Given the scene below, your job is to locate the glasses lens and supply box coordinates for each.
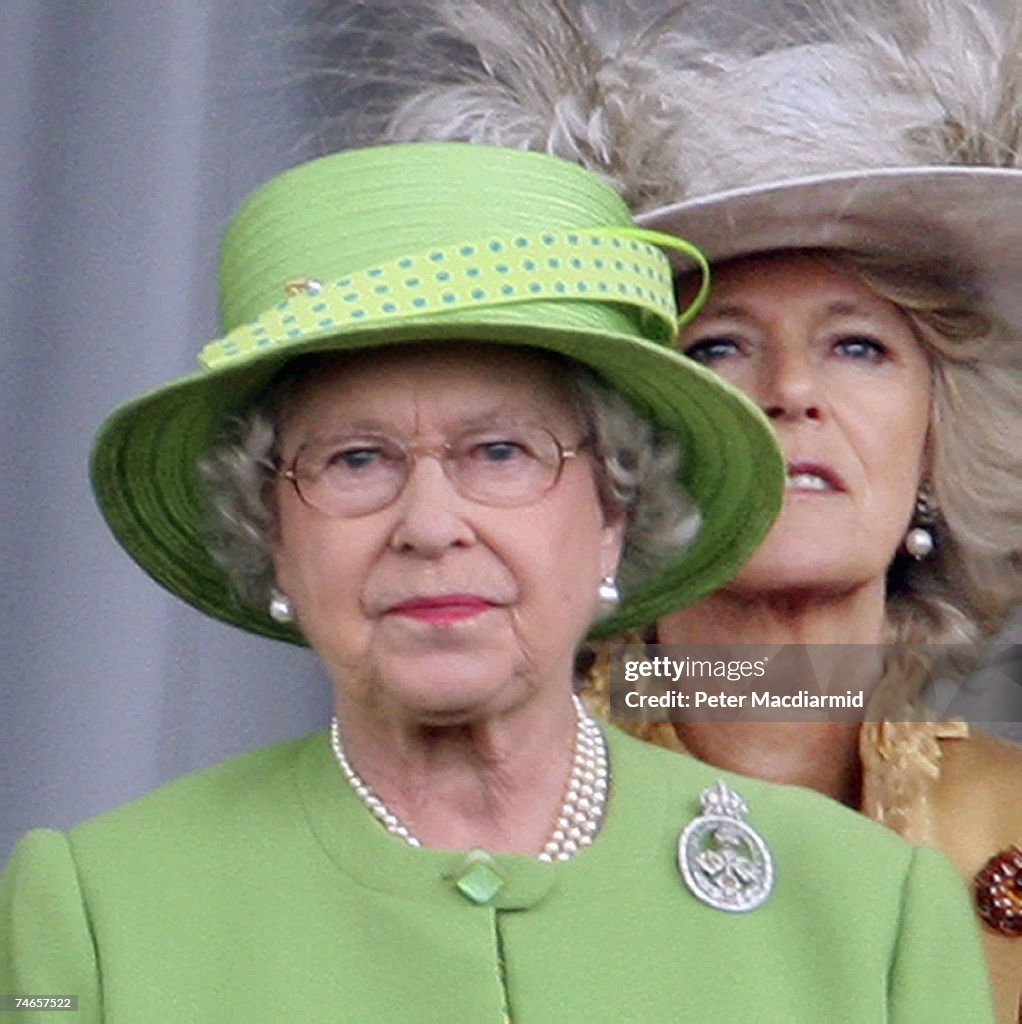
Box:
[292,435,407,516]
[448,425,563,507]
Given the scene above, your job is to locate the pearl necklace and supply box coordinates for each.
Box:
[328,695,609,862]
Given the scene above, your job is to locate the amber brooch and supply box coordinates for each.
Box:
[974,846,1022,937]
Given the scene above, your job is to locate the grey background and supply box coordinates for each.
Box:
[1,1,1018,864]
[1,1,336,863]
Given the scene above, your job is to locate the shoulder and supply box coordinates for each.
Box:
[59,732,321,870]
[74,732,315,826]
[3,733,318,869]
[0,831,102,1023]
[605,723,988,1005]
[605,724,981,929]
[2,733,328,945]
[933,727,1022,876]
[937,726,1022,790]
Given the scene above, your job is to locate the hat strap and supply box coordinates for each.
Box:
[604,226,710,325]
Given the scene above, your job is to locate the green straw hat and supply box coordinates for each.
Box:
[90,142,783,643]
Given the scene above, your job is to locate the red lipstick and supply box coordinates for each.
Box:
[387,595,497,625]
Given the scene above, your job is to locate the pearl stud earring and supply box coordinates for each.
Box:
[269,588,294,623]
[597,575,620,607]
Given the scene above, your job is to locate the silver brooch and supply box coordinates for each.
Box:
[678,780,774,913]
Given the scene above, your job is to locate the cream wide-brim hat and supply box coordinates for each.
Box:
[638,166,1022,335]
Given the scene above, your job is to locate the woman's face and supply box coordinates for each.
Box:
[272,345,623,724]
[679,251,932,595]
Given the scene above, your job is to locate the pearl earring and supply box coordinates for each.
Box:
[903,486,937,561]
[598,575,620,607]
[904,527,934,560]
[269,588,294,623]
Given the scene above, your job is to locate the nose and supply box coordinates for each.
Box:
[387,455,476,556]
[758,348,823,423]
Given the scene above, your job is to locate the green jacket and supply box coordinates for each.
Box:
[0,725,993,1022]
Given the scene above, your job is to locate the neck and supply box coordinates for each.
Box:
[674,720,864,806]
[333,690,588,856]
[658,578,888,645]
[659,580,885,806]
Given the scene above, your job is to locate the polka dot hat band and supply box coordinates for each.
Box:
[202,228,690,371]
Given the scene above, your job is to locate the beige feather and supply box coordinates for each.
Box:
[314,0,1022,209]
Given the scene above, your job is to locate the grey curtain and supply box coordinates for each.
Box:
[0,1,333,862]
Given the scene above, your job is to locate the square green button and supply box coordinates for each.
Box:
[451,849,505,905]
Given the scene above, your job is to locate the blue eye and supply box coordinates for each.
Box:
[682,337,741,364]
[329,447,383,471]
[475,441,528,463]
[835,335,888,360]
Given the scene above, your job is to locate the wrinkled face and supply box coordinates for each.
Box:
[272,345,623,723]
[679,252,932,595]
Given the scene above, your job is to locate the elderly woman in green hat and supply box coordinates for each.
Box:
[0,141,994,1021]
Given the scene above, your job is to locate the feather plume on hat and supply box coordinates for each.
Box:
[318,0,1022,208]
[839,0,1022,169]
[314,0,731,208]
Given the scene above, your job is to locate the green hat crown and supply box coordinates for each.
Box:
[203,143,682,373]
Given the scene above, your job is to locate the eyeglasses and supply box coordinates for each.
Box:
[278,424,586,518]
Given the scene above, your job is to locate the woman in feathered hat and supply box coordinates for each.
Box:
[363,0,1022,1017]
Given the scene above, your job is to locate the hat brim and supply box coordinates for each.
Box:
[91,313,783,644]
[638,166,1022,331]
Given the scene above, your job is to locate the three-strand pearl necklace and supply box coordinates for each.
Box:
[329,695,609,862]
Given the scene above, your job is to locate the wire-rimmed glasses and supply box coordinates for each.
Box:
[278,423,586,518]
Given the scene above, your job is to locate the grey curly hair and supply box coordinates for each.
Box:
[198,349,701,613]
